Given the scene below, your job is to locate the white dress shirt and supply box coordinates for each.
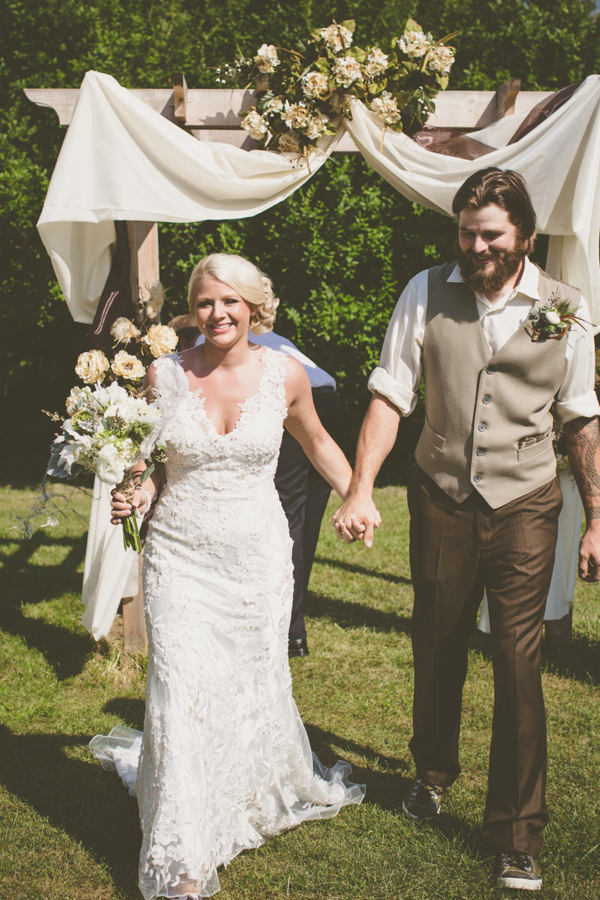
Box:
[368,258,599,424]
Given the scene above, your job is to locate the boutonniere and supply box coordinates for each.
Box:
[527,295,591,342]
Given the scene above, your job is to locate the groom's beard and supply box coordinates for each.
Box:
[455,239,527,295]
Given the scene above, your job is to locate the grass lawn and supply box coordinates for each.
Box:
[0,484,599,900]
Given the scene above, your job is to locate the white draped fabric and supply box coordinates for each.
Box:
[37,71,342,324]
[37,71,600,324]
[478,468,582,632]
[36,70,598,638]
[343,78,600,320]
[81,476,139,639]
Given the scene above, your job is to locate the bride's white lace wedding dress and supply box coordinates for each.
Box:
[90,348,364,899]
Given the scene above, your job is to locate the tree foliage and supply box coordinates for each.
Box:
[2,0,599,480]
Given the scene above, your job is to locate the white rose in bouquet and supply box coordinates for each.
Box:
[53,431,93,475]
[96,443,127,485]
[65,385,92,416]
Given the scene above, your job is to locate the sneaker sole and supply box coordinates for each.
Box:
[497,876,542,891]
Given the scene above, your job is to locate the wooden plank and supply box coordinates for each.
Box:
[172,73,188,124]
[127,221,160,314]
[24,86,553,132]
[496,77,521,117]
[120,220,159,654]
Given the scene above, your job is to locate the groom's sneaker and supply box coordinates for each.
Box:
[401,777,444,821]
[496,852,542,891]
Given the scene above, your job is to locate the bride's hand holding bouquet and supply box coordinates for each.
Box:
[47,380,164,550]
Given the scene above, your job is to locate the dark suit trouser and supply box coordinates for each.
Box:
[275,389,345,642]
[407,466,563,856]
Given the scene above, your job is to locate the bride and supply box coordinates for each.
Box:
[100,253,365,899]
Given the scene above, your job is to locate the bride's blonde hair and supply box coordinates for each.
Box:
[187,253,279,334]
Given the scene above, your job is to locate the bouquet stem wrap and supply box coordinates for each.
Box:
[118,471,142,553]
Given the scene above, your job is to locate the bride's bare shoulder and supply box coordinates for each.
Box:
[175,346,197,371]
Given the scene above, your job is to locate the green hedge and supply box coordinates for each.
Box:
[1,0,598,482]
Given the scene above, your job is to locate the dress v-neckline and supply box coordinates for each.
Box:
[178,349,269,438]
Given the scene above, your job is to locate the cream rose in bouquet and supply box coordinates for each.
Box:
[47,382,163,551]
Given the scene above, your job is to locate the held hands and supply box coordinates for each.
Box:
[332,494,381,548]
[110,487,151,525]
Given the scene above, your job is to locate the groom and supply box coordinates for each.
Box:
[334,168,600,891]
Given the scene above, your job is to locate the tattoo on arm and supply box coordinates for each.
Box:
[564,416,600,519]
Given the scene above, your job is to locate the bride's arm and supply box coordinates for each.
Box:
[283,358,352,501]
[110,363,165,524]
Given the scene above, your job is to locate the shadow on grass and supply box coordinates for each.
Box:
[304,722,485,860]
[305,590,412,635]
[470,628,600,688]
[0,724,140,896]
[0,712,487,895]
[104,697,146,730]
[0,533,93,680]
[314,556,412,585]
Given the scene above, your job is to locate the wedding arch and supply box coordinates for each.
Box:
[25,70,600,651]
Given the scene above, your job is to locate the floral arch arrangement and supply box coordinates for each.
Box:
[219,19,457,156]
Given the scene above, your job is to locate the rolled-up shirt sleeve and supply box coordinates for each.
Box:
[554,297,600,424]
[367,270,427,416]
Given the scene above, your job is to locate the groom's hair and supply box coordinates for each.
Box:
[452,167,537,251]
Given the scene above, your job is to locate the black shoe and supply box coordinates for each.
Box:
[496,852,542,891]
[288,637,309,657]
[401,777,444,821]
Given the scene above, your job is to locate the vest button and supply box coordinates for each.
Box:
[473,474,482,482]
[478,424,486,432]
[482,395,491,404]
[486,367,494,375]
[476,448,485,456]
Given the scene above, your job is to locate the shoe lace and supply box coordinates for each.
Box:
[499,851,533,871]
[411,779,443,802]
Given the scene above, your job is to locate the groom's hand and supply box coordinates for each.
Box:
[332,494,381,548]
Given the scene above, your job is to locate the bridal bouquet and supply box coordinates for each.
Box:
[46,382,163,551]
[220,18,457,157]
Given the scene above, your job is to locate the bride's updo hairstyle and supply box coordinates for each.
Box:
[188,253,279,334]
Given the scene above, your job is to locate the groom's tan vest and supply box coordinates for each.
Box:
[414,261,580,509]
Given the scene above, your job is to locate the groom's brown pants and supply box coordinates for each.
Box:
[407,466,563,857]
